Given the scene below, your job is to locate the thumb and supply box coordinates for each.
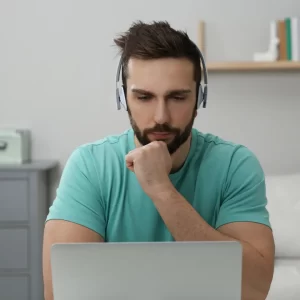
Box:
[125,153,135,172]
[126,160,134,172]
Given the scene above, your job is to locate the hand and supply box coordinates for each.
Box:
[125,141,172,196]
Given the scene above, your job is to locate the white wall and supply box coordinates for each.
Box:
[1,0,300,201]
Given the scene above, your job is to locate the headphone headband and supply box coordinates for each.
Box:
[116,45,208,110]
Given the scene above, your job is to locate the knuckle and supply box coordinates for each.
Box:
[150,141,160,148]
[159,141,167,148]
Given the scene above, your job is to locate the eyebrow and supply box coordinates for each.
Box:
[131,88,191,96]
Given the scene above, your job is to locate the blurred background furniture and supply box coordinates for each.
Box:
[0,161,57,300]
[265,172,300,299]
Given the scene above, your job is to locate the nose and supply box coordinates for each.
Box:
[153,100,170,124]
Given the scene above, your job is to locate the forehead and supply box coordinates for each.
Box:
[126,57,195,92]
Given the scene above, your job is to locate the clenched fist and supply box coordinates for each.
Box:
[125,141,172,196]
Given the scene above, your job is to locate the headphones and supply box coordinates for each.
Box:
[116,46,208,111]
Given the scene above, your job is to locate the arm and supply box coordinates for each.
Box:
[43,221,104,300]
[43,147,106,300]
[150,187,274,300]
[148,147,275,300]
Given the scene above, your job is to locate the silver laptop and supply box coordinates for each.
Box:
[51,241,242,300]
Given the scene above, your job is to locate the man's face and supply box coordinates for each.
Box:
[125,57,197,155]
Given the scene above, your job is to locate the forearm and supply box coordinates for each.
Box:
[150,185,272,300]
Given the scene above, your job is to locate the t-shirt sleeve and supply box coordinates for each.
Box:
[46,146,106,239]
[215,146,271,229]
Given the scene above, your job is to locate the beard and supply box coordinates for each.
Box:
[128,108,196,155]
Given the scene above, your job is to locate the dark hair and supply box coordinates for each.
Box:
[113,20,202,84]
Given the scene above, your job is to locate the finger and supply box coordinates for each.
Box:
[127,165,135,172]
[126,160,133,168]
[126,160,134,172]
[125,153,134,164]
[125,151,136,172]
[150,140,167,149]
[127,147,140,155]
[125,148,138,159]
[125,147,143,161]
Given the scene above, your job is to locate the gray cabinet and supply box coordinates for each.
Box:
[0,161,57,300]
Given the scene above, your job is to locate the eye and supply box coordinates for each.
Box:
[173,96,185,101]
[137,95,151,101]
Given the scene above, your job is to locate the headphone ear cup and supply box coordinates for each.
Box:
[118,86,127,110]
[116,88,121,110]
[197,83,204,109]
[202,85,207,108]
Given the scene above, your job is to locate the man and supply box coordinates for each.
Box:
[43,20,275,300]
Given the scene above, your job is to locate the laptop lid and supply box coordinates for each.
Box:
[51,241,242,300]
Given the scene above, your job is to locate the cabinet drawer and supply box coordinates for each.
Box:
[0,228,28,269]
[0,179,28,221]
[0,276,29,300]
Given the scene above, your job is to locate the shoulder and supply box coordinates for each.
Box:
[194,129,243,156]
[61,129,132,188]
[69,129,132,165]
[78,129,132,155]
[192,128,264,183]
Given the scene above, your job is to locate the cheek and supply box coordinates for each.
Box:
[130,106,153,127]
[172,106,194,124]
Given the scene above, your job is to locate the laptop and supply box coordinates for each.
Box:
[51,241,242,300]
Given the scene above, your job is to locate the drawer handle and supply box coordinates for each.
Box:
[0,140,8,150]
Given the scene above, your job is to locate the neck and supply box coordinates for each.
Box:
[134,134,192,173]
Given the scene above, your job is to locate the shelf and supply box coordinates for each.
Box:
[206,61,300,72]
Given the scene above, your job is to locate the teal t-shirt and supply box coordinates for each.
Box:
[46,128,271,242]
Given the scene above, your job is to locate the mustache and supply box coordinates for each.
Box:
[143,124,180,134]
